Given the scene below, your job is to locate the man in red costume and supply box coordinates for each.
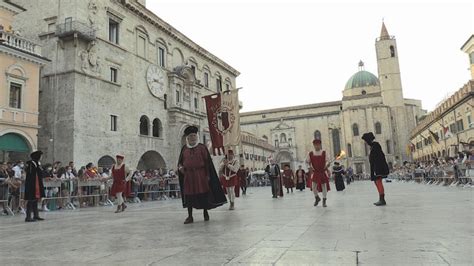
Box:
[178,125,227,224]
[110,154,131,213]
[362,132,389,206]
[307,139,330,207]
[282,164,295,193]
[219,150,239,210]
[295,165,306,191]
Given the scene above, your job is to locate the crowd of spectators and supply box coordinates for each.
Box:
[0,160,180,216]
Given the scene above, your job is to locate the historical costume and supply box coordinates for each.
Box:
[264,160,283,198]
[110,155,131,213]
[219,150,240,210]
[362,132,389,206]
[282,165,295,193]
[307,139,331,207]
[332,162,346,191]
[178,126,227,224]
[236,165,248,195]
[295,166,306,191]
[24,151,45,222]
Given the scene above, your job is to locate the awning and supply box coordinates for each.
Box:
[0,133,30,152]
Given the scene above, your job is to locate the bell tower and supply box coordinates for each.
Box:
[375,22,409,161]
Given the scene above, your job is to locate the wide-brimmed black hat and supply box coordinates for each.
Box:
[184,125,198,136]
[361,132,375,142]
[30,150,43,161]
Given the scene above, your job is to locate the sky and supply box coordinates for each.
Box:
[146,0,473,113]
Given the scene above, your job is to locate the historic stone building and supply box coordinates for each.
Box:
[409,35,474,161]
[241,23,424,174]
[0,0,49,162]
[9,0,239,169]
[241,131,275,171]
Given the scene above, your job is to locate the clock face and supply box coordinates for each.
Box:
[146,64,166,98]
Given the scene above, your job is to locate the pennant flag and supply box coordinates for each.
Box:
[443,126,453,139]
[221,90,241,147]
[203,90,241,155]
[428,129,440,144]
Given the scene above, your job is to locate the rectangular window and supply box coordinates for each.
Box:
[191,65,196,76]
[226,84,230,91]
[467,114,473,128]
[450,123,457,134]
[137,35,146,57]
[176,90,180,103]
[456,119,464,131]
[216,78,222,92]
[110,115,117,131]
[194,95,198,109]
[204,73,209,87]
[158,47,165,67]
[108,19,119,44]
[47,22,56,32]
[9,83,22,109]
[110,67,118,83]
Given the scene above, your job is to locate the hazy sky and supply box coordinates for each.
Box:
[147,0,473,112]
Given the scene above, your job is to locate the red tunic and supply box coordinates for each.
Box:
[182,145,210,195]
[110,164,126,195]
[220,163,238,188]
[309,151,331,192]
[282,169,295,188]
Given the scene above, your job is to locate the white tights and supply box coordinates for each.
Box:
[226,187,235,203]
[312,181,328,198]
[116,192,124,205]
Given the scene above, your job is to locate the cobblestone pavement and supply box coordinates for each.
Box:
[0,180,472,265]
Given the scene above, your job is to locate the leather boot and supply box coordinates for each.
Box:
[229,202,234,210]
[322,198,327,207]
[121,203,127,211]
[114,204,122,213]
[33,200,44,221]
[203,209,209,221]
[374,194,386,206]
[25,201,35,222]
[314,195,321,206]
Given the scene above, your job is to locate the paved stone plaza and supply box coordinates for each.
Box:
[0,181,472,265]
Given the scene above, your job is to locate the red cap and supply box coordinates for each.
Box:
[116,154,124,159]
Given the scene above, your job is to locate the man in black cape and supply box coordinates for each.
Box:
[24,151,46,222]
[362,132,389,206]
[177,125,227,224]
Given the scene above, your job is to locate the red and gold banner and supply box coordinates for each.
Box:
[203,90,241,155]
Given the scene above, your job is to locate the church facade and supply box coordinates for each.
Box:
[241,23,424,174]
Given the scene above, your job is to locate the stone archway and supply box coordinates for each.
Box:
[137,150,166,171]
[0,132,33,162]
[97,155,115,170]
[275,150,293,169]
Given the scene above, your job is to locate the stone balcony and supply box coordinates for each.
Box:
[0,30,42,56]
[0,107,39,128]
[55,20,96,42]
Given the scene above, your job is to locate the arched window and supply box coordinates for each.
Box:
[332,129,341,155]
[314,130,321,140]
[288,138,292,147]
[262,135,268,142]
[152,118,162,137]
[98,155,116,170]
[352,123,359,136]
[274,139,279,147]
[280,133,287,143]
[140,115,149,135]
[347,143,352,157]
[390,45,395,57]
[375,122,382,134]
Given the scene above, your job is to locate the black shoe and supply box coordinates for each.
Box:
[184,216,194,224]
[34,217,45,221]
[25,218,36,222]
[204,212,209,221]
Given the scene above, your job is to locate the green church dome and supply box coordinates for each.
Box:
[345,70,379,90]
